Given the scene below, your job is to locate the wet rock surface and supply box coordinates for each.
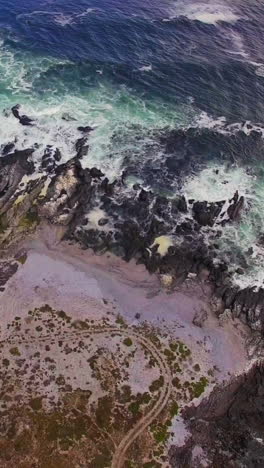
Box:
[11,104,34,126]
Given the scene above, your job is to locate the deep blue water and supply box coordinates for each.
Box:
[1,0,264,120]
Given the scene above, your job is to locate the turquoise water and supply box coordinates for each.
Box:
[0,36,196,178]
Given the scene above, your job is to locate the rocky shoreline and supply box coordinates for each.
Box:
[0,107,263,343]
[0,106,263,466]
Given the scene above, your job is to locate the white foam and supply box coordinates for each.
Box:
[184,164,253,203]
[0,105,83,165]
[171,1,239,25]
[17,8,98,27]
[195,112,227,131]
[16,10,60,20]
[138,64,152,72]
[195,112,264,137]
[85,207,112,232]
[53,13,73,27]
[233,260,264,290]
[228,32,249,60]
[53,9,97,27]
[255,64,264,77]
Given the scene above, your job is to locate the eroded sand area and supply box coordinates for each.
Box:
[0,238,249,468]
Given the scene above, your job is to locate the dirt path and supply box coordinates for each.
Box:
[3,325,172,468]
[110,332,172,468]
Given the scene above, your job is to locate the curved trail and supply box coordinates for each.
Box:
[111,332,172,468]
[3,326,172,468]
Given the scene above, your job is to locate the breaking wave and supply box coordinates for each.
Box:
[168,1,240,25]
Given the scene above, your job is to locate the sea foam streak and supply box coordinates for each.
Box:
[170,1,239,25]
[17,8,98,27]
[138,65,152,72]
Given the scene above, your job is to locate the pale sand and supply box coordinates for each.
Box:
[1,225,249,381]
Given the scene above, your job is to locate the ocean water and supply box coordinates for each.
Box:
[1,0,264,287]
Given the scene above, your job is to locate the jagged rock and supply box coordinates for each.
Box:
[0,149,35,212]
[77,126,94,133]
[210,297,225,316]
[75,137,89,159]
[41,147,62,173]
[246,333,264,358]
[236,267,245,275]
[90,167,104,179]
[2,142,15,155]
[98,218,108,226]
[0,261,18,288]
[100,178,116,197]
[11,104,20,119]
[138,188,150,203]
[11,104,34,126]
[175,195,188,213]
[193,200,223,226]
[170,363,264,468]
[39,159,92,226]
[54,148,62,162]
[227,191,244,220]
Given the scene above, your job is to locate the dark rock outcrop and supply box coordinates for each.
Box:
[0,149,35,212]
[39,159,93,226]
[41,147,62,173]
[170,362,264,468]
[75,137,89,159]
[0,261,18,289]
[227,191,244,221]
[90,167,104,179]
[77,126,94,133]
[192,200,224,227]
[11,104,34,126]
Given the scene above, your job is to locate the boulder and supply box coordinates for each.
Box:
[193,200,223,226]
[39,159,92,226]
[41,147,61,173]
[90,167,104,179]
[77,126,94,133]
[170,363,264,467]
[227,191,244,221]
[11,104,34,126]
[75,137,89,159]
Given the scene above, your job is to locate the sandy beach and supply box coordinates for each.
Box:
[0,224,251,467]
[2,223,250,379]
